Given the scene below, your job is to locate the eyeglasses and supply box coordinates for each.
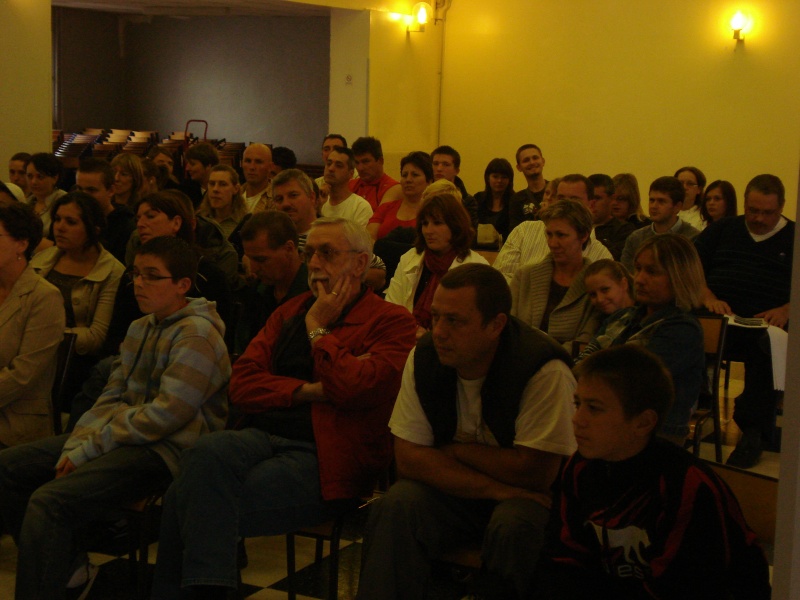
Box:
[681,181,698,189]
[301,247,359,263]
[127,269,174,284]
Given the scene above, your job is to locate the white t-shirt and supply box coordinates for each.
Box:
[320,193,373,227]
[390,348,578,457]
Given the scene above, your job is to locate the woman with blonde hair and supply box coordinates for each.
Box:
[197,165,248,239]
[511,200,601,347]
[385,191,487,338]
[610,173,649,229]
[110,153,145,208]
[577,233,705,443]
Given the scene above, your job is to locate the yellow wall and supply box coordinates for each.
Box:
[439,0,800,217]
[367,10,444,178]
[1,0,52,165]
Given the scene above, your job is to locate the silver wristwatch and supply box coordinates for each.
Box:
[307,327,331,341]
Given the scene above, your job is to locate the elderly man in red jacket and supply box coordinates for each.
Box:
[151,217,417,599]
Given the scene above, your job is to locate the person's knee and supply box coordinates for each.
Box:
[485,498,549,556]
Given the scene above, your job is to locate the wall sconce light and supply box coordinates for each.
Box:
[389,2,434,33]
[730,10,753,41]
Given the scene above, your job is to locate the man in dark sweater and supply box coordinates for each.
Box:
[696,174,793,468]
[508,143,548,231]
[588,173,635,260]
[75,158,135,264]
[535,345,770,600]
[357,264,577,599]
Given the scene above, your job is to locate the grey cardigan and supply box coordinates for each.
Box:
[510,257,601,346]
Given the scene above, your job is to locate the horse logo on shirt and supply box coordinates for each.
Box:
[588,521,651,579]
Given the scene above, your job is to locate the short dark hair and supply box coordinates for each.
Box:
[322,134,347,148]
[415,192,474,259]
[50,191,107,249]
[10,152,32,166]
[588,173,614,196]
[574,345,674,432]
[0,202,42,260]
[439,263,511,324]
[329,146,355,170]
[136,190,195,244]
[272,146,298,171]
[745,174,785,208]
[240,210,298,248]
[560,174,594,200]
[135,236,198,287]
[351,137,383,161]
[28,153,62,180]
[701,180,738,223]
[649,176,685,206]
[515,144,542,165]
[400,151,434,183]
[431,145,461,169]
[78,157,114,189]
[185,142,220,167]
[674,166,707,191]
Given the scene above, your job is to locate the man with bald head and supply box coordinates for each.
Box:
[242,143,274,213]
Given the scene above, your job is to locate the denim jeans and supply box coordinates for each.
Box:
[151,429,343,598]
[0,433,172,600]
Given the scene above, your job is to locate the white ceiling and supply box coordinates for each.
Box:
[51,0,330,18]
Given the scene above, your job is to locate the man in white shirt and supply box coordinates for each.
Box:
[357,264,577,600]
[320,146,372,227]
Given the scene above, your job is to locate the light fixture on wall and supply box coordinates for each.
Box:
[730,10,753,41]
[389,1,434,33]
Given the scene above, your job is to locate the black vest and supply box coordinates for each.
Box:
[414,316,571,448]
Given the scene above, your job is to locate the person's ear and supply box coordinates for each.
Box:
[632,409,658,439]
[176,276,193,295]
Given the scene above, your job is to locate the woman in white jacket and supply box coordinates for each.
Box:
[385,190,488,339]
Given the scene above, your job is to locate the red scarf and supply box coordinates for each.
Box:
[412,249,458,330]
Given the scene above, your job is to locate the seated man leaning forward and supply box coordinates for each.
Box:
[150,217,417,599]
[357,263,578,600]
[534,345,770,600]
[0,236,230,600]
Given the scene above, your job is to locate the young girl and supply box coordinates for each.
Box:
[583,259,634,316]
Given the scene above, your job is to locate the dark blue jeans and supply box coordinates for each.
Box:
[0,433,172,599]
[151,429,343,598]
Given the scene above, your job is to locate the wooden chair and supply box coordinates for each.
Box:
[691,315,729,462]
[51,332,77,435]
[706,460,777,546]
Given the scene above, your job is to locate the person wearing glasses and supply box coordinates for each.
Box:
[151,217,417,599]
[0,236,230,599]
[696,174,794,469]
[674,166,706,230]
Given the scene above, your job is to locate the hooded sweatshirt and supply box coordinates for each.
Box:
[60,297,230,476]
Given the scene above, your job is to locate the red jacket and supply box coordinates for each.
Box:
[230,289,416,500]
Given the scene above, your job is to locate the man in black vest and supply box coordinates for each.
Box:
[357,264,578,600]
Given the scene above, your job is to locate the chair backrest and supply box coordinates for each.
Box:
[51,332,78,435]
[706,460,777,545]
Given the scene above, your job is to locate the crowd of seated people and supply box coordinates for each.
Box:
[0,135,788,598]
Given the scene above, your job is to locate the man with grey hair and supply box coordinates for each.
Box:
[151,217,417,598]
